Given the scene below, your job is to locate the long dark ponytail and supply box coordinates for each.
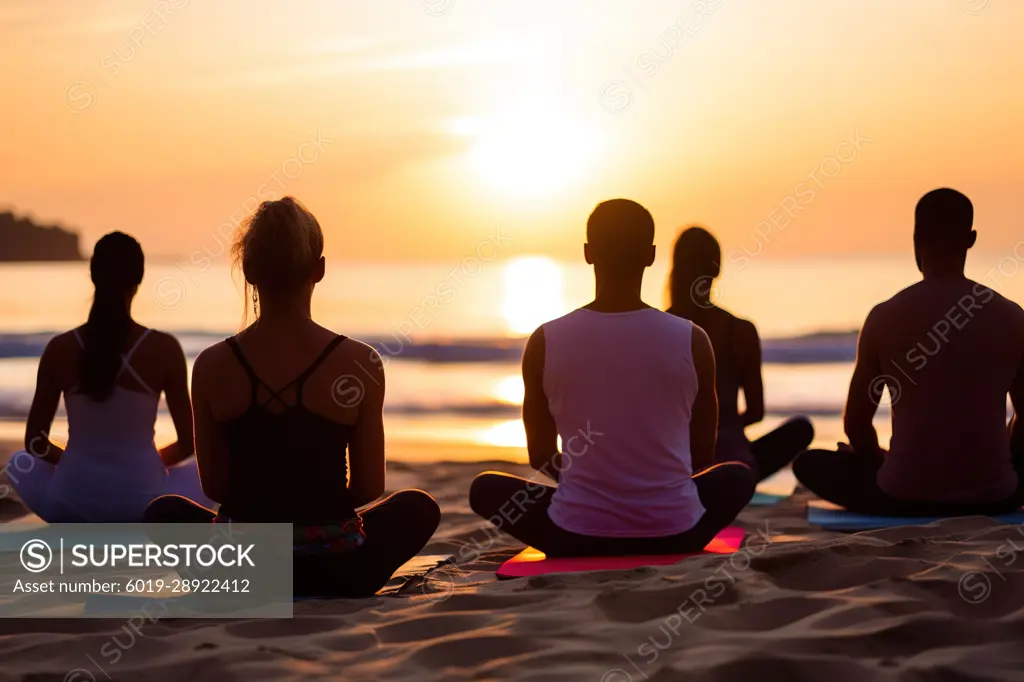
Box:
[81,232,145,401]
[668,226,721,319]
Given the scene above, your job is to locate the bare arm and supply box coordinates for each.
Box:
[24,337,66,464]
[158,335,196,467]
[1008,336,1024,454]
[347,349,386,508]
[191,350,229,503]
[690,325,719,472]
[844,309,884,459]
[737,320,765,426]
[522,327,561,481]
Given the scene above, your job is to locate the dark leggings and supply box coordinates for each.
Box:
[143,489,441,597]
[793,449,1024,517]
[720,416,814,481]
[468,462,755,558]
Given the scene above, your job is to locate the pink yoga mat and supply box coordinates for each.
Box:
[495,526,745,579]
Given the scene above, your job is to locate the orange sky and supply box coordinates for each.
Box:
[2,0,1023,262]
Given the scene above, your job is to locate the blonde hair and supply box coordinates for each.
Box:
[233,197,324,321]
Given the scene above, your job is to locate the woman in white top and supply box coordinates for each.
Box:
[7,232,212,522]
[469,200,755,556]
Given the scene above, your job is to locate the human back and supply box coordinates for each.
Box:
[56,325,172,517]
[63,326,168,454]
[155,197,440,597]
[189,197,384,523]
[470,199,754,558]
[194,318,377,523]
[543,306,705,536]
[866,278,1024,501]
[16,232,206,522]
[795,188,1024,515]
[670,305,752,432]
[666,226,813,479]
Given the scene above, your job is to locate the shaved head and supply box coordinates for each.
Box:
[915,188,974,241]
[585,199,656,275]
[913,188,976,274]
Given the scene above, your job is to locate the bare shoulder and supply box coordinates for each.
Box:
[146,329,186,356]
[192,340,234,377]
[522,326,546,371]
[861,299,893,332]
[47,329,78,353]
[525,326,546,353]
[332,336,385,384]
[729,314,759,342]
[689,323,715,369]
[984,287,1024,330]
[40,330,79,367]
[336,336,381,366]
[871,281,925,315]
[690,321,712,345]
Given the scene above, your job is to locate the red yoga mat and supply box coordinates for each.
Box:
[496,526,745,579]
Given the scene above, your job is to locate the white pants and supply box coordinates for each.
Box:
[5,451,216,522]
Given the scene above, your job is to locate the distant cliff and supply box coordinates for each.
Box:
[0,212,83,262]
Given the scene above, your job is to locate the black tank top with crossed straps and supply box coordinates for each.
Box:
[218,335,357,523]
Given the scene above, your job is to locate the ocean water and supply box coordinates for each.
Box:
[3,254,1023,459]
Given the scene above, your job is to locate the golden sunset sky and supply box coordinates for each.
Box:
[2,0,1023,262]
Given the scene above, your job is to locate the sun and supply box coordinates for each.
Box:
[452,110,602,197]
[501,256,566,334]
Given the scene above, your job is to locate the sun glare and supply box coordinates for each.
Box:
[492,374,525,405]
[501,256,566,334]
[453,110,602,197]
[478,419,527,448]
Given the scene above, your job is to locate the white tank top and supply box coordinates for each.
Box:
[57,329,167,519]
[543,307,705,537]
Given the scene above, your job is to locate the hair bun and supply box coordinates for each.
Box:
[234,197,324,295]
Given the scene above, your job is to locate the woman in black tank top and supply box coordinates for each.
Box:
[144,197,440,597]
[667,227,815,481]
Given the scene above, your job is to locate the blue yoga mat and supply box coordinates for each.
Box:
[749,492,786,506]
[747,470,796,507]
[807,502,1024,531]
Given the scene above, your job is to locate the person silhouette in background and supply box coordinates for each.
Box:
[9,232,212,521]
[794,188,1024,515]
[469,200,755,557]
[667,227,814,480]
[144,197,440,597]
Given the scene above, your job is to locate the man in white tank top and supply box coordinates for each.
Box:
[469,199,755,556]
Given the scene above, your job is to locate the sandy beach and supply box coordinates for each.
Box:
[3,444,1024,682]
